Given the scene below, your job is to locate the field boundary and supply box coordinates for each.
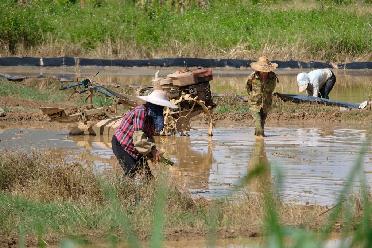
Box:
[0,57,371,69]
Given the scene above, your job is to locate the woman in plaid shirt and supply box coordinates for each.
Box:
[112,89,177,177]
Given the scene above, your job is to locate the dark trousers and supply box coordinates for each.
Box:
[111,135,152,179]
[251,108,268,136]
[111,135,139,177]
[319,72,336,99]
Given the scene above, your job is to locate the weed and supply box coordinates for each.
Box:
[215,105,230,114]
[92,95,114,107]
[0,79,66,103]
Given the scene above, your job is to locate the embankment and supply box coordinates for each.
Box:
[1,1,371,61]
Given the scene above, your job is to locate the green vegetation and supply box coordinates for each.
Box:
[0,79,66,103]
[0,78,115,108]
[0,0,371,61]
[92,94,114,107]
[215,103,250,114]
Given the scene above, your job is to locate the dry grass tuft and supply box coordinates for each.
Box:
[0,151,197,209]
[0,151,102,203]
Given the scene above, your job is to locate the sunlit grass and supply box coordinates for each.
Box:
[0,80,65,103]
[0,0,371,60]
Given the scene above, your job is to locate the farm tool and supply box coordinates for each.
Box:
[60,72,137,110]
[138,68,216,136]
[41,73,138,123]
[41,68,216,136]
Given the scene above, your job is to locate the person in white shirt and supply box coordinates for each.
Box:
[296,69,336,99]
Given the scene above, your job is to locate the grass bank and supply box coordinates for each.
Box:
[0,149,370,247]
[0,78,116,110]
[0,79,66,104]
[0,0,371,61]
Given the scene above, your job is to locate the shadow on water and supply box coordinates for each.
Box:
[245,139,272,196]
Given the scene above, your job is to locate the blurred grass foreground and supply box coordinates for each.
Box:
[0,136,371,247]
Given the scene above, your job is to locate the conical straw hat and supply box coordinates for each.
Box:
[250,56,278,72]
[138,90,177,109]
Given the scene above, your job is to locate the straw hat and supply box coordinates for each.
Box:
[297,73,310,92]
[250,56,278,72]
[138,90,178,109]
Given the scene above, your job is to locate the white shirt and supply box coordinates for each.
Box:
[306,69,333,97]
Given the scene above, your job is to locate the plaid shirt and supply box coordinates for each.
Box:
[114,105,155,159]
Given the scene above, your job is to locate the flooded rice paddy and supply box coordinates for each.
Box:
[0,126,370,206]
[0,66,371,103]
[1,66,371,206]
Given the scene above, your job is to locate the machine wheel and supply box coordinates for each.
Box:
[162,94,213,136]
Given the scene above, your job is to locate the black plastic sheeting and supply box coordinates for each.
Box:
[274,93,362,109]
[0,56,371,69]
[0,73,27,81]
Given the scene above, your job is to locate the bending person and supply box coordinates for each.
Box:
[297,69,336,99]
[246,56,278,137]
[112,89,177,177]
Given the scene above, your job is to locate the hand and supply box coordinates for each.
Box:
[151,149,161,162]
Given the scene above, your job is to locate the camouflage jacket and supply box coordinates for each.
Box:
[246,71,278,112]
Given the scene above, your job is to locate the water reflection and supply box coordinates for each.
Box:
[246,139,271,195]
[162,127,371,205]
[70,135,114,173]
[157,136,214,189]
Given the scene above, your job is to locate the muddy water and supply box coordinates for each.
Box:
[159,127,371,205]
[0,66,371,102]
[0,126,370,205]
[163,238,261,248]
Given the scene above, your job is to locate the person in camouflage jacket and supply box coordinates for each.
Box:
[246,56,279,137]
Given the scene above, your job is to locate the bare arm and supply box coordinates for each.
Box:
[313,85,319,97]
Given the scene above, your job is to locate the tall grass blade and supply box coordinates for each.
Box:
[320,138,370,243]
[263,164,285,248]
[59,239,77,248]
[150,173,168,248]
[18,224,25,248]
[350,136,371,247]
[102,182,140,248]
[206,202,219,248]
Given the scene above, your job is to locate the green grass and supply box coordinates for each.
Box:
[0,80,66,103]
[215,104,250,114]
[0,79,115,109]
[92,95,114,107]
[0,0,371,60]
